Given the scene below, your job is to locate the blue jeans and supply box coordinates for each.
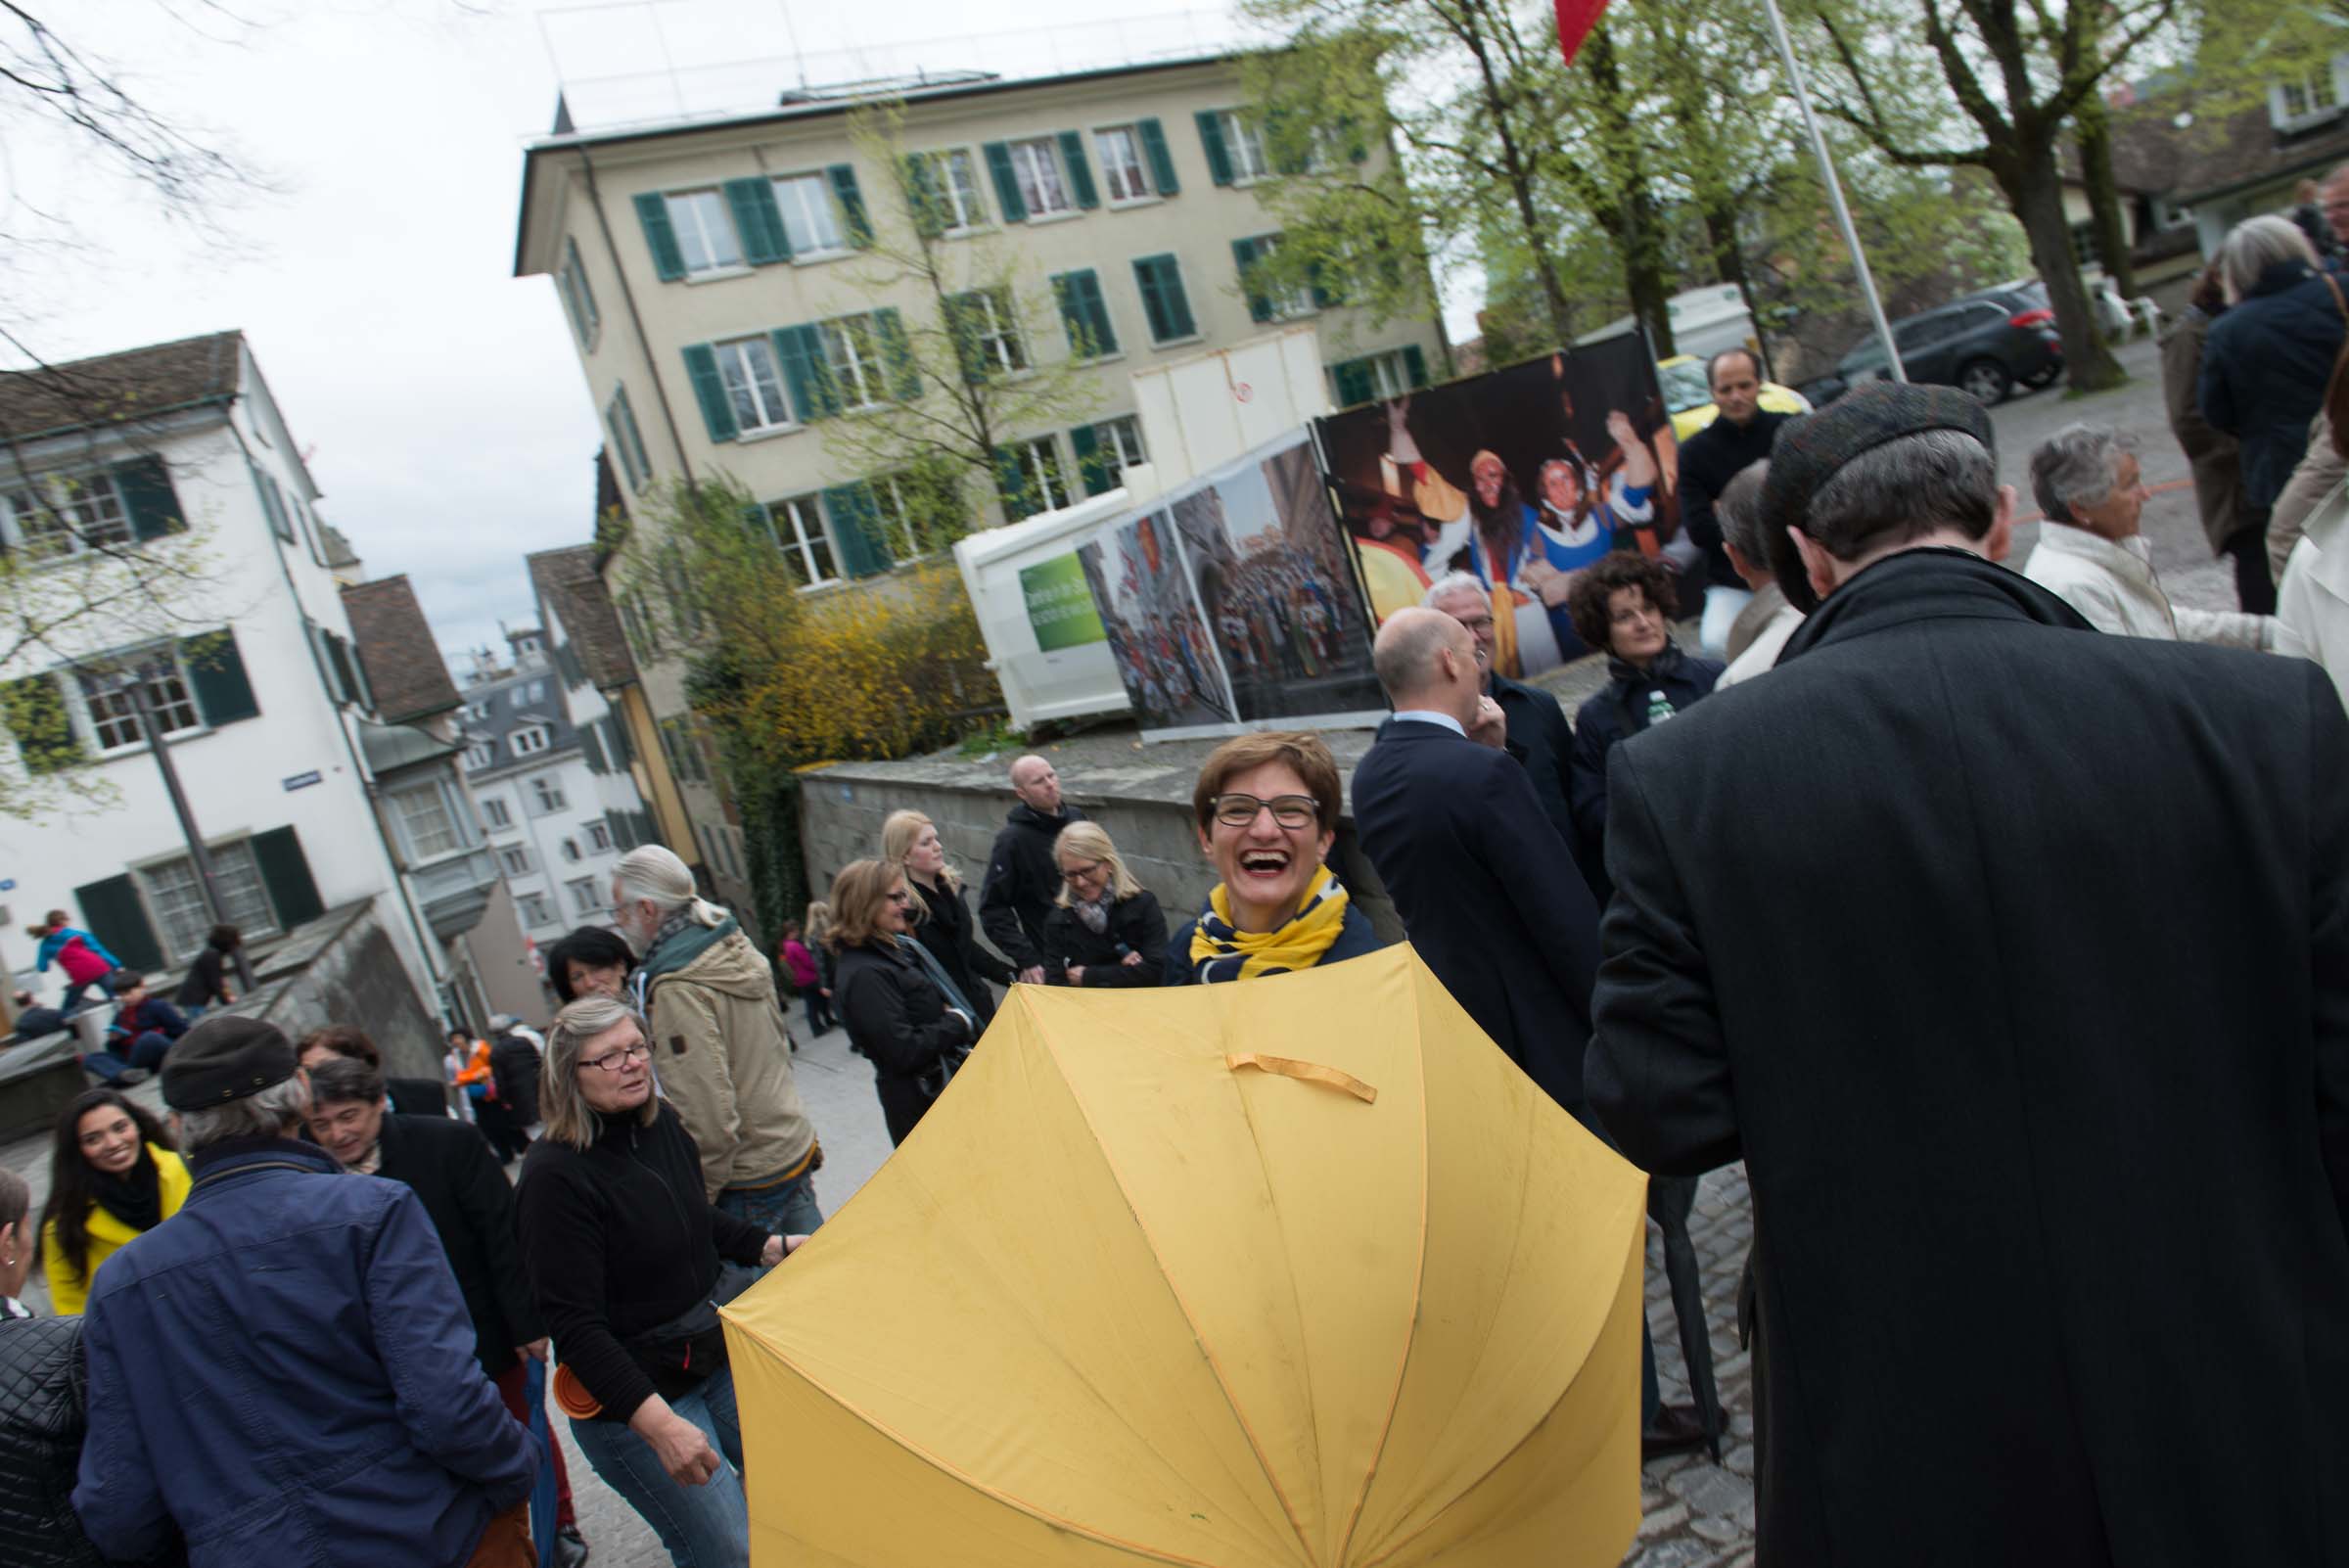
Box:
[717,1167,823,1235]
[569,1370,748,1568]
[83,1031,170,1083]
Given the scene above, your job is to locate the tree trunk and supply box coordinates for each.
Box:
[2001,149,2126,392]
[1456,0,1576,348]
[1702,196,1773,380]
[1583,29,1677,356]
[2073,94,2137,300]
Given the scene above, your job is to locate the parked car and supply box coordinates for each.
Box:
[1655,353,1814,441]
[1812,284,2064,405]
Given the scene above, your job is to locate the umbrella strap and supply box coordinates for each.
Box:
[1225,1053,1378,1104]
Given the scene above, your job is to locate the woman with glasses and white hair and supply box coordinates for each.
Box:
[826,859,976,1146]
[514,995,799,1568]
[1036,820,1169,987]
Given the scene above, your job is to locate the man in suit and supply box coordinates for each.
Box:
[1352,607,1708,1458]
[1588,382,2349,1567]
[1423,571,1582,857]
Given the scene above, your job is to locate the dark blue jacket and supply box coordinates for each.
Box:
[1162,902,1384,985]
[72,1137,536,1568]
[1351,716,1603,1110]
[1569,644,1724,903]
[1491,670,1583,866]
[2198,258,2349,515]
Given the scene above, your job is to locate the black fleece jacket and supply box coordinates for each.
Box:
[1038,891,1171,987]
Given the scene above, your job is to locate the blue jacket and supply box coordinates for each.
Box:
[72,1137,536,1568]
[2198,257,2349,515]
[34,927,118,975]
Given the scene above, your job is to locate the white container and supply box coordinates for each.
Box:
[953,488,1140,732]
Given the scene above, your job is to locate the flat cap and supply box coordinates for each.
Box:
[161,1014,300,1111]
[1760,380,1996,606]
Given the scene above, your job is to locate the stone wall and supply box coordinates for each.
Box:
[250,902,446,1080]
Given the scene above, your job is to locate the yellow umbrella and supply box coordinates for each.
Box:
[721,943,1646,1567]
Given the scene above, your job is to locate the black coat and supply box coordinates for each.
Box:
[375,1113,542,1379]
[1586,548,2349,1568]
[1490,670,1581,863]
[832,942,972,1080]
[1037,891,1170,987]
[978,803,1087,971]
[486,1035,542,1130]
[2198,257,2349,516]
[515,1101,766,1424]
[0,1314,176,1567]
[909,877,1015,1025]
[1677,408,1791,588]
[1568,643,1723,901]
[1351,717,1603,1111]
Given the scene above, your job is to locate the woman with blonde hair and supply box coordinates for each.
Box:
[515,994,797,1568]
[1037,820,1168,987]
[881,808,1014,1028]
[827,859,975,1145]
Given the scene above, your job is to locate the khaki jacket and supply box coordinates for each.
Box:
[640,924,816,1200]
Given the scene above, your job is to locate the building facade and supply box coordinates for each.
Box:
[512,54,1448,908]
[0,332,503,1026]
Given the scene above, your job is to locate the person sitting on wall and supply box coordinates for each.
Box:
[95,973,188,1084]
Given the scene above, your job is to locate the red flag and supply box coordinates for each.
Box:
[1555,0,1610,64]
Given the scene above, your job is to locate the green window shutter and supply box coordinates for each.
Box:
[723,177,789,265]
[1332,357,1375,407]
[1078,271,1118,355]
[113,455,186,541]
[1233,238,1271,323]
[828,164,871,247]
[771,327,835,422]
[992,444,1031,520]
[605,715,635,765]
[1139,118,1179,195]
[944,295,984,384]
[183,628,259,727]
[1312,259,1338,310]
[1134,254,1193,342]
[1134,257,1170,342]
[1266,104,1309,176]
[1404,344,1430,388]
[873,308,920,400]
[2,673,85,775]
[1071,424,1111,496]
[983,142,1026,222]
[682,345,738,442]
[633,193,686,281]
[822,484,893,578]
[901,155,945,238]
[73,874,163,973]
[1057,132,1098,209]
[255,473,293,541]
[1195,111,1234,187]
[578,720,609,774]
[251,825,325,930]
[324,632,360,708]
[1050,273,1084,356]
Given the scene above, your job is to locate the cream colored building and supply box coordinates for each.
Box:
[512,54,1446,910]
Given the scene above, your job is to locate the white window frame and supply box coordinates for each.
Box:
[606,387,651,492]
[463,741,495,770]
[561,838,582,863]
[870,475,925,561]
[1008,137,1073,218]
[1093,124,1154,205]
[1219,110,1272,183]
[766,494,841,589]
[1096,415,1148,488]
[510,724,551,757]
[138,839,277,959]
[2,470,135,561]
[559,236,601,349]
[498,844,534,876]
[1013,436,1074,516]
[2275,60,2344,127]
[1247,233,1316,320]
[960,289,1028,375]
[664,188,745,277]
[771,172,848,257]
[518,890,554,926]
[922,149,987,233]
[72,650,203,756]
[567,876,601,915]
[530,774,568,812]
[586,819,614,852]
[391,779,466,863]
[481,795,513,829]
[817,316,884,410]
[1359,349,1417,401]
[715,335,794,435]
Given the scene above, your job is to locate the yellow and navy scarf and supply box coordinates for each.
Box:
[1187,868,1351,984]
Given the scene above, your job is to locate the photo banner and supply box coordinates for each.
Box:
[1313,338,1674,681]
[1079,429,1387,742]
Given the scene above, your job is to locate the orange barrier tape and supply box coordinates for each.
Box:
[1225,1052,1378,1104]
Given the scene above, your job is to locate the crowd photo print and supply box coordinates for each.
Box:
[1319,336,1678,676]
[1078,512,1237,733]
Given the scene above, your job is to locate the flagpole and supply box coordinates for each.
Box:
[1756,0,1907,382]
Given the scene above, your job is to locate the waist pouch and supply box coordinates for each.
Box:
[623,1295,726,1385]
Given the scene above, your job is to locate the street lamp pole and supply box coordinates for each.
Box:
[122,666,258,994]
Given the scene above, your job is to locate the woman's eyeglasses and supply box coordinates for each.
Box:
[1061,860,1107,884]
[582,1042,650,1074]
[1211,793,1320,829]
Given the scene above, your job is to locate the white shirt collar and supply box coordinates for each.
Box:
[1392,709,1466,737]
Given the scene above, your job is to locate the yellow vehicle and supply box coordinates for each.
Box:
[1657,353,1813,442]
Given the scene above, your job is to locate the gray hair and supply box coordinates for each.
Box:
[613,845,723,928]
[2220,214,2316,303]
[1716,459,1773,566]
[1803,430,2000,563]
[1422,571,1490,611]
[540,993,657,1149]
[2029,424,2131,526]
[306,1055,385,1110]
[178,1075,311,1153]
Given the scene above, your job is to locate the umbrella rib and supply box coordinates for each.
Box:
[1328,970,1433,1566]
[1034,1022,1323,1567]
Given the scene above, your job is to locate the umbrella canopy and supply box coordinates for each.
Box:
[721,944,1646,1567]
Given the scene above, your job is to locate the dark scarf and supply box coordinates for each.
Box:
[87,1143,163,1234]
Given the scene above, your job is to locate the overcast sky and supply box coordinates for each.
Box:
[15,0,1453,667]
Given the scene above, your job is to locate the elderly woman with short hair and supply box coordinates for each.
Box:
[515,995,797,1568]
[1037,821,1168,987]
[2022,422,2285,649]
[2196,213,2349,613]
[1165,732,1383,984]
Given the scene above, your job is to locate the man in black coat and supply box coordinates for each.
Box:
[1423,570,1582,858]
[1676,349,1792,657]
[1587,382,2349,1567]
[978,754,1086,984]
[1352,608,1709,1459]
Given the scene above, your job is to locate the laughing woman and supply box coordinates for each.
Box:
[1166,732,1385,985]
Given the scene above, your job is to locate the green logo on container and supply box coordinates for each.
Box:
[1020,553,1107,651]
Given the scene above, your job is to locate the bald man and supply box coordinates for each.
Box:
[979,754,1088,984]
